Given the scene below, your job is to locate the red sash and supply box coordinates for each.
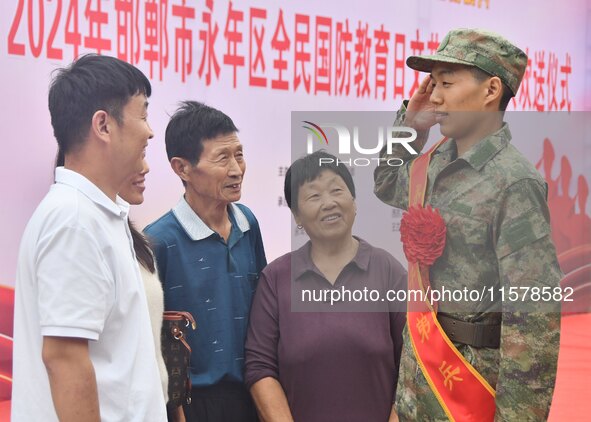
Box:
[405,137,496,421]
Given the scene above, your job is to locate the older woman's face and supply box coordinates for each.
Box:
[119,159,150,205]
[295,170,356,242]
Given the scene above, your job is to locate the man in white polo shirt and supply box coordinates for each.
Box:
[12,55,166,421]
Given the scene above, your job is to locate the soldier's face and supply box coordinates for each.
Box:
[428,63,490,139]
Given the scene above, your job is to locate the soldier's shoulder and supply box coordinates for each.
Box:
[490,144,545,187]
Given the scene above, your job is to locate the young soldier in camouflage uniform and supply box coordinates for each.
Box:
[374,28,561,421]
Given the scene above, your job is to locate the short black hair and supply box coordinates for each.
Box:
[284,150,356,213]
[469,67,513,112]
[48,54,151,155]
[165,101,238,164]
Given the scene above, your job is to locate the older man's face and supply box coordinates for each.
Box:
[184,132,245,205]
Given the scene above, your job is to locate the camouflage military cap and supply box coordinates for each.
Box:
[406,28,527,96]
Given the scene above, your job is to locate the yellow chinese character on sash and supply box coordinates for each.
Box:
[439,361,463,391]
[416,314,431,343]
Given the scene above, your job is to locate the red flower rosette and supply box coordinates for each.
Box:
[400,205,447,267]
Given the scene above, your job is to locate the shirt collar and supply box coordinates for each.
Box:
[55,167,129,218]
[456,123,512,171]
[172,196,251,241]
[433,137,458,158]
[291,237,372,281]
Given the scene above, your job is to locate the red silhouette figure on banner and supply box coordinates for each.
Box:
[568,176,591,249]
[536,138,558,200]
[550,157,576,252]
[536,138,590,313]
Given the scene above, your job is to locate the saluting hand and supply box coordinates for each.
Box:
[405,75,437,133]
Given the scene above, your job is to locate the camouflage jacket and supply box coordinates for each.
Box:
[374,107,562,421]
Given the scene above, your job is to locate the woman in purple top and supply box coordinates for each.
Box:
[245,151,406,422]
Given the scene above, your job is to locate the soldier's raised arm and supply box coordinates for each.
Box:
[374,76,435,210]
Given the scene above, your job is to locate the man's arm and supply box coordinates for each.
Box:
[174,405,186,422]
[250,377,294,422]
[254,217,268,271]
[494,178,562,421]
[374,76,434,210]
[144,228,168,286]
[35,225,114,420]
[42,336,100,422]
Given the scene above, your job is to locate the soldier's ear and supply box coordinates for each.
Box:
[484,76,503,109]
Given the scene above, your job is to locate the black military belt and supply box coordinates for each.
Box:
[437,313,501,349]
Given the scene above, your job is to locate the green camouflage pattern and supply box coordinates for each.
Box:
[406,28,528,95]
[374,107,562,421]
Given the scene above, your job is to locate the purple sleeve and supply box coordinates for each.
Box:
[390,266,407,401]
[244,269,280,390]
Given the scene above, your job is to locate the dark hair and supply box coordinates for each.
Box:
[469,67,513,112]
[284,150,356,213]
[129,221,156,274]
[48,54,152,156]
[165,101,238,165]
[55,149,64,167]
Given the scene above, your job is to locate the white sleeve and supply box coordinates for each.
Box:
[36,225,115,340]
